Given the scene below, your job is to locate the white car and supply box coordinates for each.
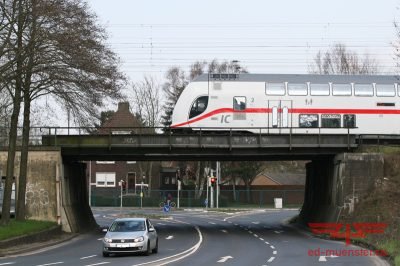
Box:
[102,218,158,257]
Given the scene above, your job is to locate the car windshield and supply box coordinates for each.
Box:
[109,220,146,232]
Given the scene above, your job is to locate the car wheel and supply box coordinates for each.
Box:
[152,239,158,254]
[144,240,151,256]
[102,252,109,257]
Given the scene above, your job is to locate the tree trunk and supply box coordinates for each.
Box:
[232,176,237,202]
[194,161,201,199]
[16,93,30,221]
[246,180,251,203]
[1,0,24,225]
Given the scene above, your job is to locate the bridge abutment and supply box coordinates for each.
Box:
[300,153,384,224]
[0,150,96,233]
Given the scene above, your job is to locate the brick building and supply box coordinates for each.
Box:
[87,102,160,198]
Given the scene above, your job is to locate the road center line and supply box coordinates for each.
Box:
[267,257,275,263]
[273,251,277,255]
[84,263,110,266]
[132,220,203,266]
[80,255,97,260]
[270,245,275,249]
[35,262,64,266]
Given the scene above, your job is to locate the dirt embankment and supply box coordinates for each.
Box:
[344,152,400,265]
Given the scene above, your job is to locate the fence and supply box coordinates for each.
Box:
[89,188,304,209]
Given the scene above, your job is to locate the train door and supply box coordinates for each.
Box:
[267,100,292,133]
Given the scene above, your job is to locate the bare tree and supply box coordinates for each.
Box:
[1,0,125,223]
[309,43,378,74]
[130,76,162,192]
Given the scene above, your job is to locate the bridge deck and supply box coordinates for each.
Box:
[42,133,357,161]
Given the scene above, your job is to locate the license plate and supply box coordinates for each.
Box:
[117,244,130,248]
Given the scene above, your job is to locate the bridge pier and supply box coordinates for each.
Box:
[299,153,384,224]
[0,150,96,233]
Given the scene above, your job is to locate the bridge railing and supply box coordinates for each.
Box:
[0,126,359,149]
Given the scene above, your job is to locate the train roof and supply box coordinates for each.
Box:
[193,73,400,84]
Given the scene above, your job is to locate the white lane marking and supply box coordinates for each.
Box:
[80,255,97,259]
[208,222,216,225]
[249,231,253,234]
[273,251,277,255]
[252,222,260,225]
[274,230,284,234]
[267,257,275,263]
[36,263,64,266]
[0,263,16,266]
[234,223,238,226]
[265,241,270,244]
[132,221,203,266]
[221,230,228,233]
[157,223,166,225]
[217,256,233,263]
[259,238,264,241]
[270,245,275,249]
[319,255,339,262]
[97,238,103,241]
[85,263,110,266]
[253,234,258,237]
[166,235,174,240]
[227,221,232,224]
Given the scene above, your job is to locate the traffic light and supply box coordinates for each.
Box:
[210,177,216,186]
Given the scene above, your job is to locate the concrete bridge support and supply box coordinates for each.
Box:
[0,150,96,233]
[300,153,384,224]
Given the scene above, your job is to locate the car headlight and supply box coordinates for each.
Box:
[104,237,112,243]
[134,236,144,243]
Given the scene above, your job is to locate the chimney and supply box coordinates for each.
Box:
[118,102,130,112]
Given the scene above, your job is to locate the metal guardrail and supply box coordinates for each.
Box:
[0,126,358,150]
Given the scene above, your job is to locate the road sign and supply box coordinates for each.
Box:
[163,204,171,213]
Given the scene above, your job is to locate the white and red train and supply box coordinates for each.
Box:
[171,73,400,134]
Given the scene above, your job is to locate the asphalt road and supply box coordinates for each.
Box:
[0,208,390,266]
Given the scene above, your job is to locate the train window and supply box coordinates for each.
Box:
[321,114,341,128]
[376,84,396,97]
[343,114,356,128]
[288,83,307,96]
[266,83,285,95]
[233,96,246,111]
[332,84,351,96]
[299,114,318,128]
[354,84,373,96]
[189,96,208,119]
[310,83,330,96]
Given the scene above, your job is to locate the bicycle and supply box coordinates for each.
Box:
[159,201,176,208]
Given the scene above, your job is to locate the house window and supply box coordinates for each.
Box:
[96,172,116,187]
[96,161,115,164]
[321,114,341,128]
[299,114,318,128]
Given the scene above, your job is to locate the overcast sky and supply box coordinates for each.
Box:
[87,0,400,83]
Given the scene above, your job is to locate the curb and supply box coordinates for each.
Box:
[0,227,78,257]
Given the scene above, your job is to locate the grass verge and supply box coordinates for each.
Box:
[0,220,57,241]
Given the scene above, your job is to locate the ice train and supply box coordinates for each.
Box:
[171,73,400,134]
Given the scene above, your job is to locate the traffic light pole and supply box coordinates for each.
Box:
[216,161,220,209]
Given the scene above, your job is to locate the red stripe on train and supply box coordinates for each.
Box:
[171,107,400,128]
